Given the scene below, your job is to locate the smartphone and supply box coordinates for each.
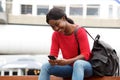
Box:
[48,55,56,60]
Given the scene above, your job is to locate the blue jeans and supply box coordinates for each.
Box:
[38,60,93,80]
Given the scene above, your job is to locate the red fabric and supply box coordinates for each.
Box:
[50,27,91,60]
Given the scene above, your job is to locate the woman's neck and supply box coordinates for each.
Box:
[64,24,77,35]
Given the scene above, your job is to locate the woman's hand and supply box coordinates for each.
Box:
[48,54,85,66]
[48,59,58,66]
[56,59,70,66]
[48,59,71,66]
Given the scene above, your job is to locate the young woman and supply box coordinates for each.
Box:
[38,7,93,80]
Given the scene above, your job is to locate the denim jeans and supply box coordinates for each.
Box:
[38,60,93,80]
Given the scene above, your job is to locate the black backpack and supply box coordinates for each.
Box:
[74,27,119,76]
[89,34,119,76]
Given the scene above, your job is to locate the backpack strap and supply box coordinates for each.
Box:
[74,27,81,55]
[85,28,95,41]
[74,27,94,55]
[75,27,96,41]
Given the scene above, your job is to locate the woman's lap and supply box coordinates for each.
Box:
[49,65,73,78]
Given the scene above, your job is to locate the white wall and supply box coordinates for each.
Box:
[0,25,120,57]
[0,25,53,55]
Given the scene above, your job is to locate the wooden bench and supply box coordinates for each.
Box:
[50,75,120,80]
[0,75,120,80]
[0,76,38,80]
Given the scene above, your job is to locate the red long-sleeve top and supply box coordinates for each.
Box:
[50,27,91,60]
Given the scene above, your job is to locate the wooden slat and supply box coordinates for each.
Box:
[0,75,120,80]
[85,76,120,80]
[0,76,38,80]
[51,76,120,80]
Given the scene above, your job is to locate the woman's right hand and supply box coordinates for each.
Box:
[48,59,58,66]
[48,59,72,66]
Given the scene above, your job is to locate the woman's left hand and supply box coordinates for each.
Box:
[56,59,71,66]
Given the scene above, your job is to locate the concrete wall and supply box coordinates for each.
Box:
[8,14,120,27]
[0,25,120,57]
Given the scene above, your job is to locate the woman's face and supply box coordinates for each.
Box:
[48,18,67,34]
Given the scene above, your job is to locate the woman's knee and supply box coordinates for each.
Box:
[73,60,93,76]
[73,60,85,68]
[41,62,51,70]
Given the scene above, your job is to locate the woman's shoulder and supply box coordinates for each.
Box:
[77,26,86,32]
[75,26,87,37]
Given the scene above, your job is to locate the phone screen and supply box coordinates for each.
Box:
[48,55,56,60]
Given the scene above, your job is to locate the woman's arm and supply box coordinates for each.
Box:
[52,54,85,66]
